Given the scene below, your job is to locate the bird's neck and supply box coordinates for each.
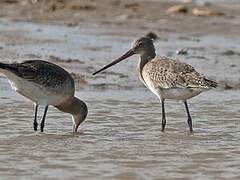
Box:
[55,97,86,115]
[137,51,156,82]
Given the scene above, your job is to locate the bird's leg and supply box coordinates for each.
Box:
[33,104,38,131]
[161,99,166,132]
[184,101,193,132]
[40,105,49,132]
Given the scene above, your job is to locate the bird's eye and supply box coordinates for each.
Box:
[139,42,143,47]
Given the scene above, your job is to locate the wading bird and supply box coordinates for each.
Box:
[93,37,217,132]
[0,60,87,132]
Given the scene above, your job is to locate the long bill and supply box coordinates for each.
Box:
[72,123,80,133]
[92,49,134,75]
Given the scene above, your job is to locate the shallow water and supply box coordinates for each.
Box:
[0,19,240,89]
[0,78,240,179]
[0,16,240,179]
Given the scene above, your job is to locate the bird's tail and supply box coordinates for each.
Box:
[0,62,9,70]
[204,78,218,88]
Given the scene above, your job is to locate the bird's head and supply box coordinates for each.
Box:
[130,37,155,55]
[71,98,88,133]
[55,97,88,133]
[92,37,155,75]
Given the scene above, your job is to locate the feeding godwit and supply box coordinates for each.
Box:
[93,37,217,132]
[0,60,87,132]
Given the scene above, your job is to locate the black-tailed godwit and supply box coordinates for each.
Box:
[93,37,217,132]
[0,60,87,132]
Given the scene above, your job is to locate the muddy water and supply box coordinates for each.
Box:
[0,19,240,179]
[0,78,240,179]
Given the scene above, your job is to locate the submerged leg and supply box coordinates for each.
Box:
[161,99,166,132]
[184,101,193,132]
[33,104,38,131]
[40,105,49,132]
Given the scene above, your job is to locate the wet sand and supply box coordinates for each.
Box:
[0,0,240,179]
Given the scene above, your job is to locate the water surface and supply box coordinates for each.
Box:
[0,78,240,179]
[0,19,240,179]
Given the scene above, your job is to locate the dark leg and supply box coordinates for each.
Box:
[33,104,38,131]
[161,99,166,132]
[184,101,193,132]
[40,105,49,132]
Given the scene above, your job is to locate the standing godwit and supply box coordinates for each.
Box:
[93,37,217,132]
[0,60,87,132]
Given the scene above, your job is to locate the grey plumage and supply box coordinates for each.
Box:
[0,60,87,132]
[0,60,74,92]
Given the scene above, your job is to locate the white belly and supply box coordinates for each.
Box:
[160,88,203,100]
[142,73,203,101]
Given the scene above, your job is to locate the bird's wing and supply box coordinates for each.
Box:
[5,60,71,88]
[11,61,39,80]
[145,57,217,89]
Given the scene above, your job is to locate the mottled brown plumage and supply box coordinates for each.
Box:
[143,56,217,89]
[93,37,217,132]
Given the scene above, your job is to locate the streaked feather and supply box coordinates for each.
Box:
[0,60,74,90]
[143,56,217,89]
